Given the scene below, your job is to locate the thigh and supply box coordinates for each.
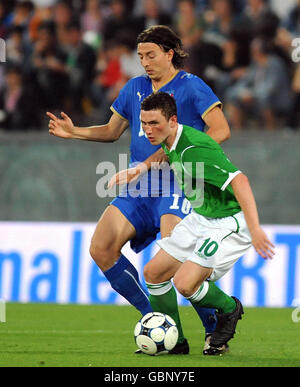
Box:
[209,212,252,281]
[160,213,182,238]
[173,261,213,297]
[157,213,198,264]
[144,248,182,284]
[158,194,192,238]
[111,195,160,253]
[91,204,136,253]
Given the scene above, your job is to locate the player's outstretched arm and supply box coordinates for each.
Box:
[204,107,231,144]
[231,173,275,260]
[47,111,128,142]
[108,148,168,188]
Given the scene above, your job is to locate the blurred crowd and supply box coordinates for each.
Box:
[0,0,300,131]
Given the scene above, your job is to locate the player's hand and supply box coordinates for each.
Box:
[150,151,168,169]
[251,228,275,260]
[108,163,148,189]
[47,111,75,139]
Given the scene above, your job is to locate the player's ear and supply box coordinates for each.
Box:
[169,115,178,127]
[167,49,174,62]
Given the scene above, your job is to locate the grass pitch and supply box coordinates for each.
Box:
[0,303,299,367]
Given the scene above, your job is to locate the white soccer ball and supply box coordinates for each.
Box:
[134,312,179,355]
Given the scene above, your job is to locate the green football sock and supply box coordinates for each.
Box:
[146,281,185,344]
[188,281,236,314]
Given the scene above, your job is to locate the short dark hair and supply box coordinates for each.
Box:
[141,92,177,121]
[137,25,188,69]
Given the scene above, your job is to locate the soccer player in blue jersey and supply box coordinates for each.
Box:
[47,25,231,355]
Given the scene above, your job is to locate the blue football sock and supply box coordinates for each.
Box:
[103,255,153,316]
[191,304,217,334]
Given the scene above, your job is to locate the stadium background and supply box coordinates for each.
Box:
[0,0,299,309]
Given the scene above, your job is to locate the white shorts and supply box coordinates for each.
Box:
[157,211,252,282]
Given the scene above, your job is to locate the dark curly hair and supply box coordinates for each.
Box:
[137,25,188,69]
[141,92,177,121]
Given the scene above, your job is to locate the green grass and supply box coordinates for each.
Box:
[0,303,299,367]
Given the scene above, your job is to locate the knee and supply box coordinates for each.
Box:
[89,238,120,271]
[143,262,155,283]
[173,276,198,298]
[144,262,164,284]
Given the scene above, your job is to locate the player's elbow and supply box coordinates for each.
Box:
[113,131,123,142]
[106,127,123,142]
[207,124,231,144]
[221,124,231,142]
[107,136,118,143]
[105,131,119,142]
[224,126,231,141]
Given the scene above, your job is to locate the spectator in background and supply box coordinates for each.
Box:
[91,40,122,122]
[205,0,242,46]
[91,33,144,120]
[103,0,138,42]
[185,0,242,82]
[117,34,144,80]
[174,0,205,50]
[11,1,35,31]
[208,25,253,101]
[64,19,96,114]
[225,38,292,130]
[0,64,40,130]
[31,21,69,110]
[28,3,54,42]
[207,6,253,100]
[242,0,279,40]
[53,0,74,48]
[90,32,144,121]
[80,0,105,34]
[135,0,172,32]
[6,26,28,67]
[0,0,297,131]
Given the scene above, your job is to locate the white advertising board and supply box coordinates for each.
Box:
[0,222,299,307]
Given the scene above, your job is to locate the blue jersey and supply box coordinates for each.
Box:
[110,71,221,252]
[111,70,221,164]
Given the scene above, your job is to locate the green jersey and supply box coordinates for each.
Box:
[161,124,241,218]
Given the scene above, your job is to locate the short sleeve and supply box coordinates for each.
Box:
[111,80,133,121]
[190,78,222,119]
[181,146,241,191]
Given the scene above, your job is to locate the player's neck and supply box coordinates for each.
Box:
[165,124,179,150]
[152,68,179,91]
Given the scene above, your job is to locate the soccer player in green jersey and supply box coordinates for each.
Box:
[138,91,275,355]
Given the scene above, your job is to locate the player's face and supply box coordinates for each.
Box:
[137,43,174,81]
[141,109,175,145]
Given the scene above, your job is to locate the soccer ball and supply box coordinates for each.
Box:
[134,312,179,355]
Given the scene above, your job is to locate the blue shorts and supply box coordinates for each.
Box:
[110,194,192,253]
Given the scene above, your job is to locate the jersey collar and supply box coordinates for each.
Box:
[170,124,183,151]
[152,70,181,92]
